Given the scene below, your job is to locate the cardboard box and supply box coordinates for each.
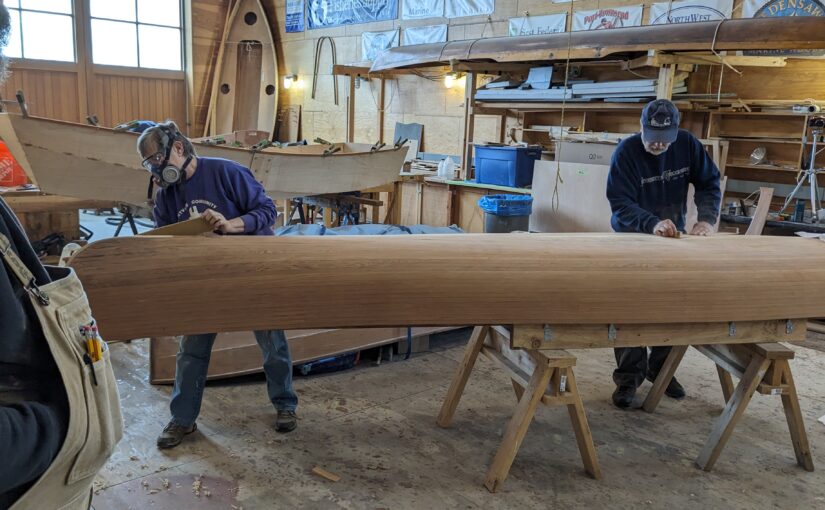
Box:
[554,141,616,166]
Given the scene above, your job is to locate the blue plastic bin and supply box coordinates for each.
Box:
[474,145,542,188]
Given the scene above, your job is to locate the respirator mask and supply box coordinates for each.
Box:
[141,125,192,188]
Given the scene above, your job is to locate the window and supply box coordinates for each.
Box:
[5,0,76,62]
[90,0,182,70]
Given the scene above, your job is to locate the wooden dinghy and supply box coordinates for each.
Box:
[0,114,406,205]
[370,17,825,71]
[67,233,825,342]
[208,0,278,136]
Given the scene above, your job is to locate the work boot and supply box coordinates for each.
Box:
[276,410,297,433]
[612,384,636,408]
[647,373,686,400]
[156,421,197,449]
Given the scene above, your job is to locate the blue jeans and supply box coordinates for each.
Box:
[169,330,298,427]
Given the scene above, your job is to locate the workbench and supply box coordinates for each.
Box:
[439,321,813,492]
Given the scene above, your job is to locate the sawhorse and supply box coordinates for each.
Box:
[437,326,601,492]
[643,340,814,472]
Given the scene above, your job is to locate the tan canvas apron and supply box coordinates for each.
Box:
[0,233,123,510]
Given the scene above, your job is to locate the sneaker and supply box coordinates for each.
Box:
[647,373,686,400]
[156,421,197,449]
[612,385,637,409]
[276,410,297,433]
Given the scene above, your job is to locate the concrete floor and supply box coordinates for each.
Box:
[91,330,825,509]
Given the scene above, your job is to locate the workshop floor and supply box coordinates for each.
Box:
[91,330,825,509]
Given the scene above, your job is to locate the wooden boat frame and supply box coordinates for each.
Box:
[0,113,407,206]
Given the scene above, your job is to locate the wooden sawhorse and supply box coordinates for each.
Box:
[642,340,814,472]
[510,319,811,474]
[437,326,601,492]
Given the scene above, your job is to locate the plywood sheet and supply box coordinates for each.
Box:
[149,326,458,384]
[530,161,613,233]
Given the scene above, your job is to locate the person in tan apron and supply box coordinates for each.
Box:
[0,202,123,508]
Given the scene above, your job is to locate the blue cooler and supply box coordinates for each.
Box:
[474,145,542,188]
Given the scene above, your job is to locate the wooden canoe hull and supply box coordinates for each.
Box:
[0,114,406,205]
[214,0,278,135]
[67,233,825,341]
[371,17,825,71]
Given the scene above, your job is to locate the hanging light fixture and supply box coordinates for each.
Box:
[283,74,298,89]
[443,72,459,89]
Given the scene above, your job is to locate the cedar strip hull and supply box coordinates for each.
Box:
[371,18,825,71]
[67,233,825,341]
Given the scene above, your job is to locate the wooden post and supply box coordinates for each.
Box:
[716,364,735,403]
[378,77,386,144]
[461,72,478,181]
[346,74,356,143]
[656,64,676,100]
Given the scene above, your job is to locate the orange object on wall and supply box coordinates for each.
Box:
[0,140,28,187]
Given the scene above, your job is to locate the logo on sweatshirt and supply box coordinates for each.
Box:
[177,199,219,219]
[640,166,689,186]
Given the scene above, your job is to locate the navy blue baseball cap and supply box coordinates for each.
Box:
[641,99,680,144]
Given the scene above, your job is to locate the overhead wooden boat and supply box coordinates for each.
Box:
[210,0,278,136]
[66,233,825,342]
[370,17,825,71]
[0,114,406,206]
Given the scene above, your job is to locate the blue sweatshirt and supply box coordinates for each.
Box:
[153,157,277,235]
[606,130,721,234]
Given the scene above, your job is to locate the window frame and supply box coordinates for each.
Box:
[5,0,186,77]
[5,0,78,66]
[88,0,185,72]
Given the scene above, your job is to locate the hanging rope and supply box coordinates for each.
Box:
[551,2,577,211]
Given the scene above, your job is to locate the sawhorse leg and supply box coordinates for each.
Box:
[436,326,489,427]
[642,345,689,412]
[695,355,771,470]
[564,369,602,480]
[484,355,554,492]
[777,359,814,471]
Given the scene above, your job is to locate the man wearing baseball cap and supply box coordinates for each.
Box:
[605,98,721,409]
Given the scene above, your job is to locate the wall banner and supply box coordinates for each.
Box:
[742,0,825,56]
[402,0,444,19]
[308,0,398,29]
[648,0,733,24]
[362,29,400,62]
[572,5,643,30]
[403,24,448,45]
[508,13,567,36]
[445,0,494,19]
[286,0,305,32]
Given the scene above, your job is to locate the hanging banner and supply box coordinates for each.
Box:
[446,0,494,19]
[573,5,643,30]
[362,29,400,62]
[742,0,825,56]
[648,0,732,24]
[508,13,567,36]
[285,0,305,32]
[402,0,444,19]
[403,24,448,45]
[307,0,398,29]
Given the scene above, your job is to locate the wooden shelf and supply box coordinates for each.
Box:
[726,161,799,171]
[474,101,684,111]
[717,137,802,144]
